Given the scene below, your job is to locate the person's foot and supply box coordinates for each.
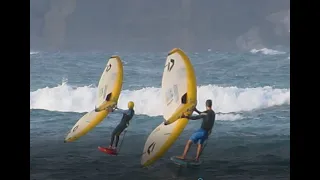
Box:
[176,155,186,160]
[108,145,113,149]
[194,157,199,161]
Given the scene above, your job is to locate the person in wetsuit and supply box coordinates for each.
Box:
[177,99,216,161]
[108,101,135,150]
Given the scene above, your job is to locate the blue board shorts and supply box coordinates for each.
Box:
[189,128,208,145]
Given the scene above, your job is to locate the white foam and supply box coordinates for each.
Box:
[216,114,244,121]
[30,51,39,55]
[250,48,286,55]
[30,82,290,121]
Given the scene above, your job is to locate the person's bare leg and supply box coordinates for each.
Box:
[177,140,193,159]
[195,143,203,161]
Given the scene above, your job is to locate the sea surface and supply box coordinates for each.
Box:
[30,49,290,180]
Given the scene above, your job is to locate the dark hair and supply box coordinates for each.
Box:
[205,99,212,107]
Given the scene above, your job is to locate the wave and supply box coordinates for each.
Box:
[250,48,286,55]
[30,51,39,55]
[30,82,290,121]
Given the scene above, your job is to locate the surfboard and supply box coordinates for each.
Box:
[64,56,123,143]
[98,146,118,155]
[141,48,197,167]
[98,129,127,155]
[170,156,202,166]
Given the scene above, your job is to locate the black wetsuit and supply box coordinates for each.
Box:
[110,109,135,147]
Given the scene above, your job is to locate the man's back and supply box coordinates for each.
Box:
[200,109,215,132]
[119,109,135,125]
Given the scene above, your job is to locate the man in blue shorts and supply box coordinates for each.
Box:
[177,99,216,161]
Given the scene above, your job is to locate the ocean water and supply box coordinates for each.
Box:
[30,49,290,180]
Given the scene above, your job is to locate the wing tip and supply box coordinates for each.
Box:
[110,55,120,59]
[168,48,182,55]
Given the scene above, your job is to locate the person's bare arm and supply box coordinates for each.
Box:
[193,107,202,114]
[184,112,207,120]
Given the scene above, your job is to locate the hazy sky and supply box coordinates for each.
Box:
[30,0,290,52]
